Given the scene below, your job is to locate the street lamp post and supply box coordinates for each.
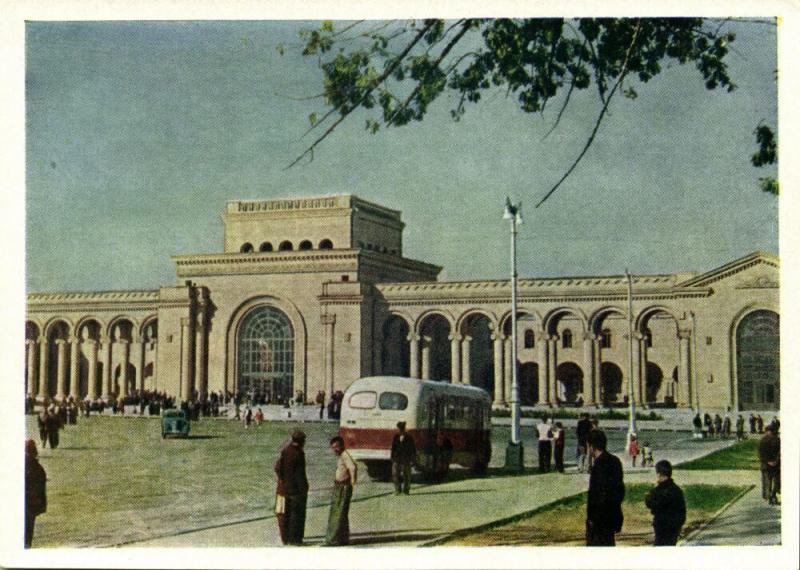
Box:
[690,311,700,414]
[625,270,638,450]
[504,197,524,472]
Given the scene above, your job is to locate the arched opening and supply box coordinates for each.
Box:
[278,241,293,251]
[561,329,573,349]
[237,306,294,405]
[462,314,494,393]
[381,315,410,376]
[556,362,583,404]
[600,362,623,404]
[111,319,134,397]
[645,362,663,404]
[298,240,313,251]
[46,321,70,398]
[736,310,779,410]
[259,241,273,252]
[114,362,136,398]
[319,239,333,250]
[240,242,254,253]
[519,362,539,405]
[77,319,102,398]
[419,314,452,381]
[524,329,535,348]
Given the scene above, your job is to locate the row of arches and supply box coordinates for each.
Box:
[25,317,158,401]
[379,307,780,410]
[240,239,334,253]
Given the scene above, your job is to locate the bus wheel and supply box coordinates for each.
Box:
[365,461,392,481]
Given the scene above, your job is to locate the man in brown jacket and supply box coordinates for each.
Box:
[274,430,309,545]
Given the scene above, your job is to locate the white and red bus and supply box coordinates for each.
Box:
[339,376,492,480]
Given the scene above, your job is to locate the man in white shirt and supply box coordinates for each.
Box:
[537,417,554,472]
[324,436,357,546]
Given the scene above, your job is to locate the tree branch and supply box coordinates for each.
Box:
[543,79,575,139]
[535,21,642,208]
[285,21,437,169]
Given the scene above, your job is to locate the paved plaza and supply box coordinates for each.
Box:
[26,411,779,549]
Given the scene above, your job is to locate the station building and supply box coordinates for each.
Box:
[25,195,780,411]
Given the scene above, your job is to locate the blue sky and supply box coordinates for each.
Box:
[25,19,778,292]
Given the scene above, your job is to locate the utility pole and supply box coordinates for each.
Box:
[626,270,638,450]
[504,197,524,472]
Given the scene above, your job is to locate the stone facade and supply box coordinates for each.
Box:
[25,195,780,411]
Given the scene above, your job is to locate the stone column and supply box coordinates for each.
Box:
[592,336,602,404]
[133,336,145,393]
[87,340,99,400]
[118,339,130,397]
[150,340,158,391]
[37,336,49,400]
[321,314,336,394]
[449,334,461,384]
[678,330,691,407]
[630,334,641,405]
[637,333,647,404]
[26,340,37,398]
[55,339,68,400]
[582,333,595,405]
[69,335,80,399]
[460,336,471,385]
[536,331,549,405]
[420,336,431,380]
[503,337,512,403]
[101,335,112,399]
[180,318,193,401]
[408,333,421,379]
[547,336,557,404]
[195,322,208,400]
[492,333,505,406]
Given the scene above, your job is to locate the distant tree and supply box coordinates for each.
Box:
[752,123,778,195]
[283,18,759,205]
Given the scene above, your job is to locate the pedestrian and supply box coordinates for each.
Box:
[587,418,600,470]
[254,408,264,427]
[576,413,592,472]
[749,413,756,434]
[736,415,745,441]
[641,441,654,467]
[704,413,713,437]
[536,417,553,473]
[45,410,60,449]
[722,415,731,439]
[769,416,780,434]
[585,429,625,546]
[758,424,780,505]
[756,414,764,434]
[553,422,565,473]
[274,430,309,545]
[390,422,416,495]
[25,439,47,548]
[628,435,640,468]
[244,406,252,428]
[713,414,722,438]
[37,410,48,449]
[644,460,686,546]
[692,413,703,439]
[324,436,357,546]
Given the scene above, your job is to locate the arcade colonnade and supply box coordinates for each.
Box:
[380,304,695,408]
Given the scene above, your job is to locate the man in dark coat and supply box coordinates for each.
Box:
[585,429,625,546]
[644,460,686,546]
[44,410,60,450]
[390,422,416,495]
[25,439,47,548]
[274,430,309,545]
[758,424,780,505]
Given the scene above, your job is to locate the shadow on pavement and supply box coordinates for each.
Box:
[304,528,445,546]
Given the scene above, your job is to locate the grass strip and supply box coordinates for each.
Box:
[431,483,748,547]
[675,438,761,471]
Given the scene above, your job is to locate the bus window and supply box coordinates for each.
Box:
[349,391,377,409]
[379,392,408,411]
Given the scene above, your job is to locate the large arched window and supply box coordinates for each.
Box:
[561,329,573,349]
[238,306,294,404]
[600,328,612,349]
[524,329,535,349]
[736,310,779,410]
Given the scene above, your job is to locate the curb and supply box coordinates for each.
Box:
[677,483,755,545]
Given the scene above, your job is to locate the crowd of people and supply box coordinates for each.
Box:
[692,411,779,440]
